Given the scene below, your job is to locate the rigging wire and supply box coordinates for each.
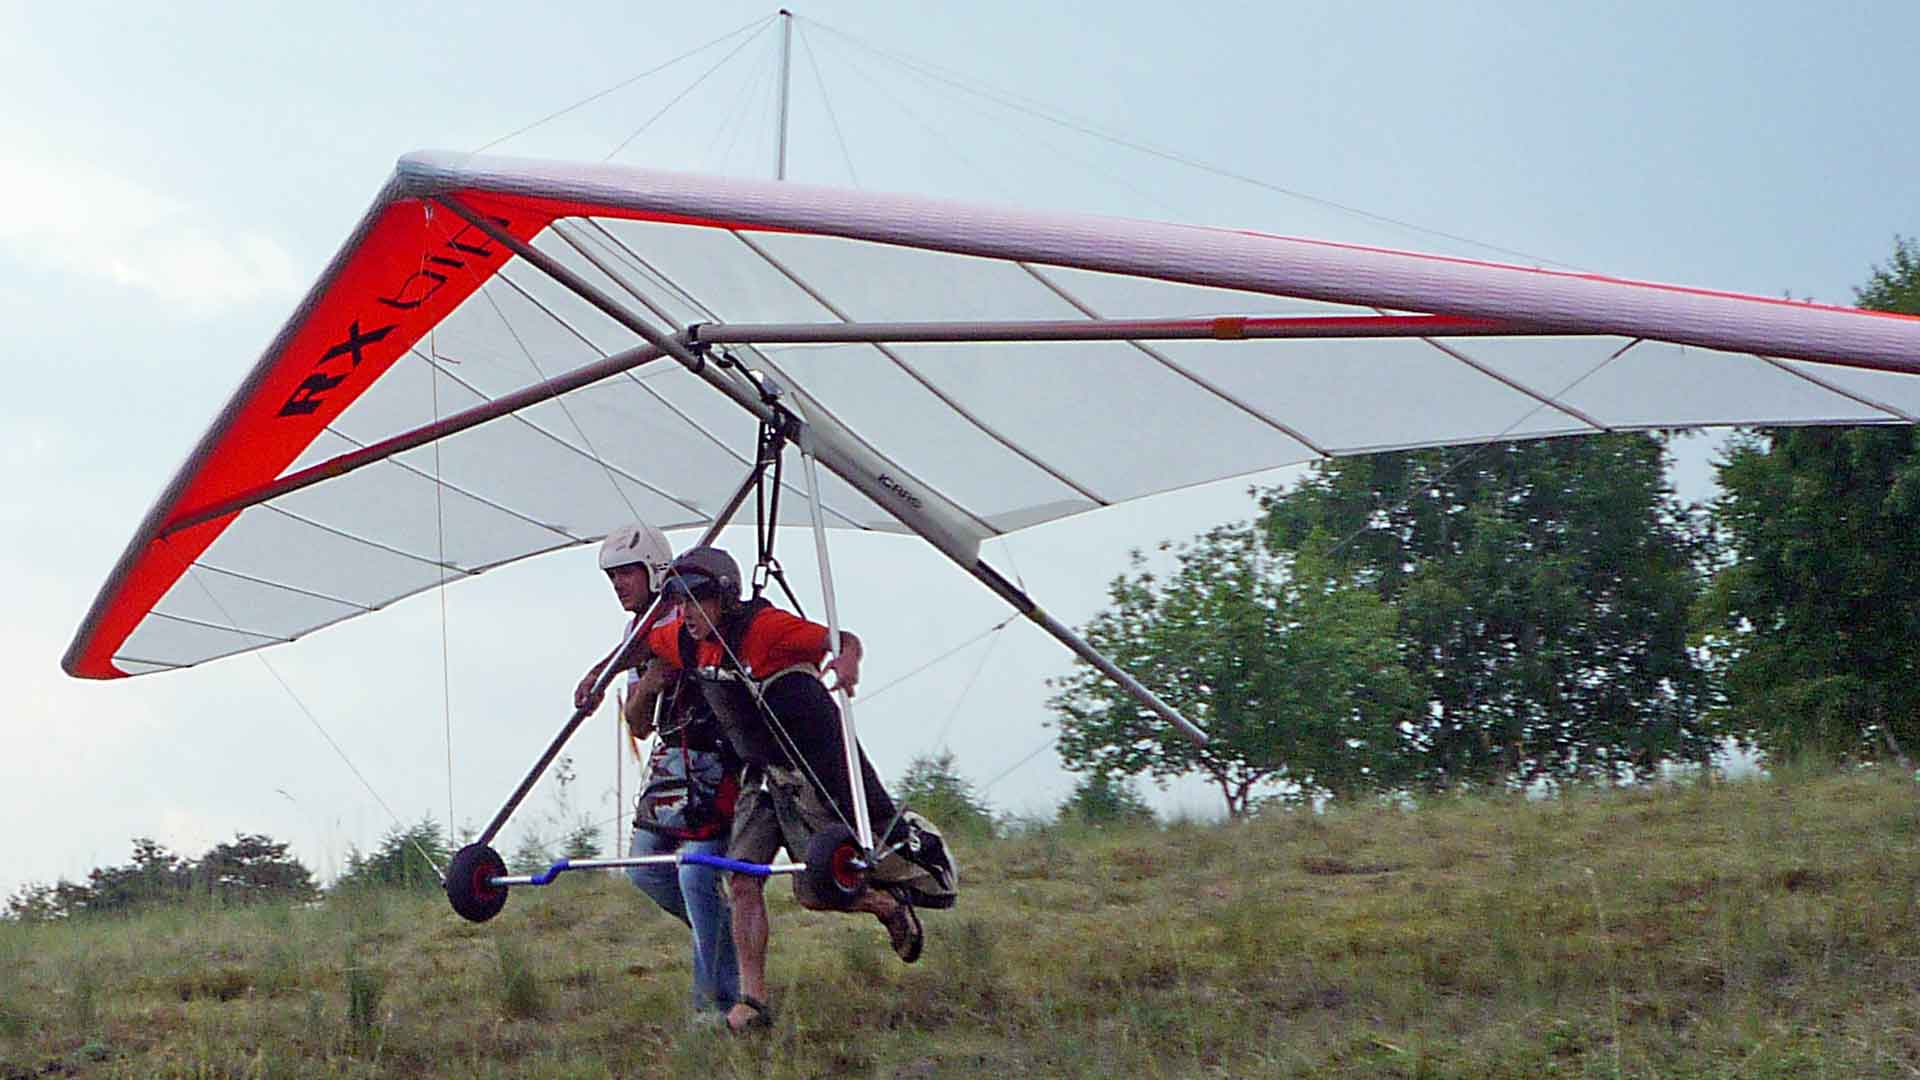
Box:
[470,281,644,524]
[807,34,1025,205]
[796,21,860,187]
[430,328,457,842]
[1318,343,1632,562]
[801,15,1582,271]
[860,614,1017,705]
[930,623,1007,750]
[603,21,776,163]
[177,558,446,879]
[702,27,780,170]
[804,20,1172,217]
[713,30,783,174]
[978,736,1057,795]
[471,14,776,155]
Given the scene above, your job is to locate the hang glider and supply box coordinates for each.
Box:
[64,151,1920,687]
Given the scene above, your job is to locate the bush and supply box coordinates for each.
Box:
[897,751,996,840]
[335,817,450,892]
[1058,772,1157,829]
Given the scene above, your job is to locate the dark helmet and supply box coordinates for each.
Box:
[660,546,742,602]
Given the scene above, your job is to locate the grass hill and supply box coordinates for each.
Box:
[2,764,1917,1078]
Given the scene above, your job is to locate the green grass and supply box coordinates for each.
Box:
[2,766,1917,1077]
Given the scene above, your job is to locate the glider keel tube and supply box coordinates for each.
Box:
[973,562,1210,747]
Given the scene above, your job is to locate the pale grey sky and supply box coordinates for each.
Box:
[4,1,1915,899]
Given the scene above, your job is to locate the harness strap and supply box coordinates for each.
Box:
[751,421,807,616]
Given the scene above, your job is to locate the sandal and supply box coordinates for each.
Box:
[724,994,774,1035]
[881,890,924,964]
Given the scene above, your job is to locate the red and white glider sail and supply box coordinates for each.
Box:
[64,152,1920,679]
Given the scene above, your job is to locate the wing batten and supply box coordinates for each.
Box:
[1017,262,1334,457]
[731,229,1112,507]
[1755,355,1918,423]
[535,221,871,528]
[1408,332,1613,433]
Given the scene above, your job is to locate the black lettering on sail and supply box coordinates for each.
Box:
[276,320,395,417]
[377,267,449,311]
[277,371,350,417]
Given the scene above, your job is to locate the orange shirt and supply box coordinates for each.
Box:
[645,606,832,680]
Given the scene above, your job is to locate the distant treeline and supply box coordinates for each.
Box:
[6,818,469,921]
[4,834,317,921]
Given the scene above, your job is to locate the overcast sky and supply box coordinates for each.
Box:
[3,1,1915,900]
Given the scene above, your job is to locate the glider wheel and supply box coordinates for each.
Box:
[445,843,509,923]
[802,824,868,911]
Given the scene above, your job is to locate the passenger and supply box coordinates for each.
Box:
[640,546,956,1035]
[574,523,740,1020]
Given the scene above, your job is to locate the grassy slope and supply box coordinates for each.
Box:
[2,765,1917,1079]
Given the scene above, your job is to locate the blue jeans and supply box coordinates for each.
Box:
[627,827,738,1012]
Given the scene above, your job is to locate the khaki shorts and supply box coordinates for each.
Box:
[729,766,834,863]
[727,765,847,905]
[728,764,951,907]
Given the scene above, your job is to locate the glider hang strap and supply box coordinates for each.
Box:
[752,419,805,616]
[703,345,806,615]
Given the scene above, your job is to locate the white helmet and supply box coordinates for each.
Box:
[597,521,673,581]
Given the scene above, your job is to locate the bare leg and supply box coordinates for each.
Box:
[726,874,770,1031]
[848,888,899,920]
[794,882,899,919]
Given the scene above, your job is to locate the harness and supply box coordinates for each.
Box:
[678,599,796,768]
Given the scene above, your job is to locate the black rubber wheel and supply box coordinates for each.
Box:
[445,843,509,923]
[801,824,867,911]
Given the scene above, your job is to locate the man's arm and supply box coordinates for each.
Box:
[622,661,674,739]
[822,631,863,696]
[575,620,676,710]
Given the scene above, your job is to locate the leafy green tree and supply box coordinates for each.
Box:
[194,833,318,904]
[84,838,192,913]
[336,816,450,891]
[1262,434,1711,788]
[1057,771,1156,828]
[897,750,996,839]
[1052,523,1419,818]
[1702,237,1920,763]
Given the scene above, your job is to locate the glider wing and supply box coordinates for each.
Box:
[63,152,1920,678]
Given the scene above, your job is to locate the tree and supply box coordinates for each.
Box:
[4,880,90,922]
[336,816,450,891]
[508,829,556,876]
[1703,237,1920,764]
[1052,523,1419,818]
[1057,771,1156,829]
[195,833,318,904]
[560,821,603,861]
[1262,434,1712,788]
[84,838,192,913]
[896,751,996,839]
